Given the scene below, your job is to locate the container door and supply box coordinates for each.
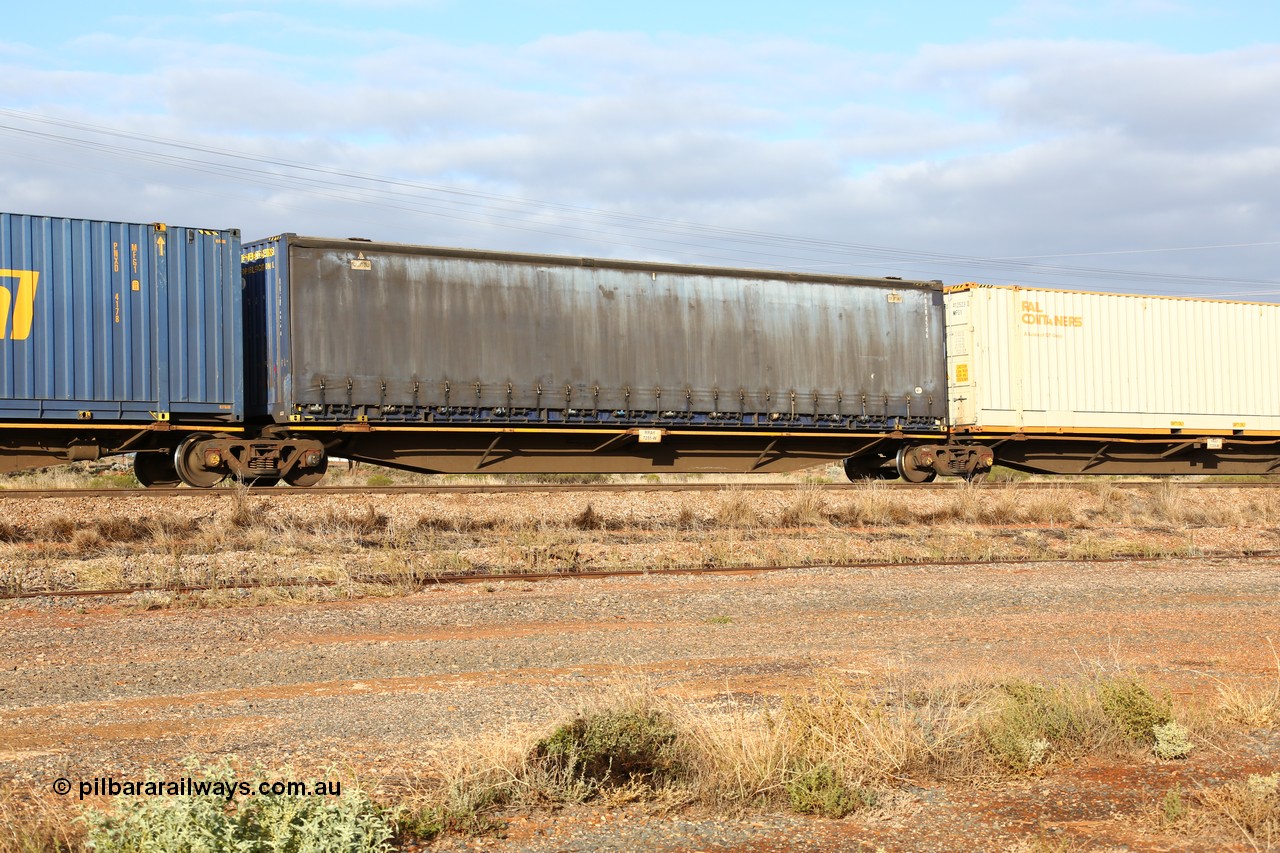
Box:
[945,291,977,426]
[164,227,242,418]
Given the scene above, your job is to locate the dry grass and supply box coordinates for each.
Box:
[399,678,685,837]
[0,521,28,543]
[399,736,532,837]
[0,463,136,490]
[832,481,916,526]
[0,784,82,853]
[386,667,1231,837]
[415,514,499,534]
[978,680,1112,773]
[3,663,1277,849]
[778,487,830,528]
[774,679,975,785]
[571,503,631,531]
[1214,640,1280,731]
[1196,773,1280,848]
[283,504,390,537]
[225,483,259,528]
[713,489,763,529]
[675,675,986,816]
[1015,488,1082,524]
[1127,482,1280,528]
[674,700,793,809]
[46,517,77,542]
[1,481,1273,599]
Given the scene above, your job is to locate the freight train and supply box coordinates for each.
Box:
[2,211,1278,487]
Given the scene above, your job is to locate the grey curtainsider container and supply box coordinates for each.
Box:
[243,235,947,432]
[0,212,243,423]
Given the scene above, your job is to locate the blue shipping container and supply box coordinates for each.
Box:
[0,212,242,422]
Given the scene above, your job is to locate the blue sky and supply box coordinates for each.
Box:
[2,1,1279,297]
[10,2,1272,54]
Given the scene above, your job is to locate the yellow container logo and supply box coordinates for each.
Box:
[1020,300,1083,328]
[0,269,38,340]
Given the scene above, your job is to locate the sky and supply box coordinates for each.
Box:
[2,0,1279,298]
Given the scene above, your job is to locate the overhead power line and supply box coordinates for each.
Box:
[0,108,1275,296]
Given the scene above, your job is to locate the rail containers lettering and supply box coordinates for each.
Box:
[242,235,950,475]
[0,212,242,479]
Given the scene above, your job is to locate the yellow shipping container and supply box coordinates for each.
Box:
[945,284,1280,435]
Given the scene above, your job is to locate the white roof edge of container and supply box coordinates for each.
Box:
[945,281,1279,309]
[244,232,944,289]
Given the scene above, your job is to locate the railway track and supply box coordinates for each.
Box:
[5,550,1278,601]
[0,479,1275,499]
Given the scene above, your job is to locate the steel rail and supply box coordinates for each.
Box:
[5,550,1277,601]
[0,480,1275,500]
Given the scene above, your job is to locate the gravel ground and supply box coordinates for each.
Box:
[2,488,1279,850]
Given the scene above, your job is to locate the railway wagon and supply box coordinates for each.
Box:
[945,284,1280,476]
[0,212,244,484]
[19,208,1275,487]
[221,234,973,483]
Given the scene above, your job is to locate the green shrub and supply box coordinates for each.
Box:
[785,763,875,818]
[395,797,509,842]
[250,793,392,852]
[532,708,681,793]
[83,763,392,853]
[1097,677,1172,745]
[981,681,1103,773]
[1152,721,1193,759]
[1162,784,1186,826]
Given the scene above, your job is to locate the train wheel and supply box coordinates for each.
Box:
[173,436,227,488]
[284,454,328,487]
[842,457,873,481]
[134,452,181,488]
[842,455,898,482]
[895,446,937,484]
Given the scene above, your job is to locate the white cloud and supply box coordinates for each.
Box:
[994,0,1196,33]
[0,19,1277,296]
